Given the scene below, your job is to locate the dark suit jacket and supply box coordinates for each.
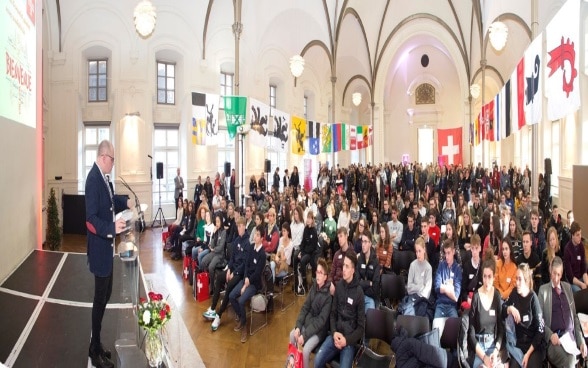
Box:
[538,281,584,349]
[85,163,128,277]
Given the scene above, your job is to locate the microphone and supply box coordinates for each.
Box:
[147,155,152,159]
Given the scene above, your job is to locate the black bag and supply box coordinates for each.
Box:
[457,314,471,368]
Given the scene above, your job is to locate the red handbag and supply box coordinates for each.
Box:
[194,272,209,302]
[285,342,303,368]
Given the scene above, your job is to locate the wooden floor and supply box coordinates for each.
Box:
[62,227,303,368]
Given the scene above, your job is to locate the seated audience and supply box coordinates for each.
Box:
[495,239,518,301]
[375,223,393,274]
[432,239,462,335]
[270,222,293,282]
[564,221,588,292]
[540,226,562,285]
[502,263,545,368]
[290,258,332,368]
[314,250,364,368]
[399,213,419,252]
[468,251,504,368]
[460,234,483,310]
[297,212,320,292]
[538,256,587,368]
[328,227,355,296]
[356,230,380,312]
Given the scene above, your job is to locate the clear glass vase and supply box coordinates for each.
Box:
[145,329,163,367]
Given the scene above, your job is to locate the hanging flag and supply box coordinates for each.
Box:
[223,96,247,139]
[308,120,321,155]
[483,100,495,142]
[341,123,349,151]
[332,123,341,152]
[321,123,332,153]
[368,126,374,146]
[248,98,270,146]
[269,109,290,152]
[504,80,511,138]
[191,92,207,145]
[350,125,357,150]
[357,126,364,149]
[524,35,543,125]
[494,94,500,142]
[474,114,480,146]
[291,116,306,155]
[437,127,463,165]
[362,125,369,148]
[545,0,580,121]
[511,61,526,131]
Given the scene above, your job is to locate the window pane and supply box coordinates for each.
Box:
[227,74,233,86]
[86,150,96,166]
[89,61,97,74]
[86,128,97,144]
[167,129,178,146]
[157,90,166,103]
[98,88,107,101]
[98,128,109,141]
[157,63,165,76]
[89,75,97,87]
[89,88,97,101]
[167,91,175,104]
[154,130,166,146]
[167,64,175,77]
[157,77,165,89]
[98,74,106,87]
[98,60,107,73]
[167,77,174,90]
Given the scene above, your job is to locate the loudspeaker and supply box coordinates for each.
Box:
[544,158,552,176]
[156,162,164,179]
[264,159,271,174]
[224,162,231,177]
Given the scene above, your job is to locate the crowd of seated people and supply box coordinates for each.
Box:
[164,160,588,366]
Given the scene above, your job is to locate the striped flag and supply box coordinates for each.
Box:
[341,123,349,151]
[332,123,342,152]
[357,126,364,149]
[513,59,526,130]
[362,125,369,148]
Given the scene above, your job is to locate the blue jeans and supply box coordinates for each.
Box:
[229,279,257,325]
[434,302,458,318]
[197,248,210,266]
[571,284,581,293]
[364,296,375,313]
[314,335,356,368]
[472,337,496,368]
[505,315,524,367]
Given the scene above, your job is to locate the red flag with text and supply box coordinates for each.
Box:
[437,127,463,166]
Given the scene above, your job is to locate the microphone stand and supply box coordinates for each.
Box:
[119,176,145,233]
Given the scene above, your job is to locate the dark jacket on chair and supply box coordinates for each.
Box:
[295,280,332,343]
[331,275,365,345]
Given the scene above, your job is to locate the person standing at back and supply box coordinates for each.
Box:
[174,167,184,213]
[85,140,132,368]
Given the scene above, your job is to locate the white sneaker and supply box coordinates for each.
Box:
[211,315,220,331]
[202,307,215,320]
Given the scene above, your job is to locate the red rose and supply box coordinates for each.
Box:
[165,304,170,312]
[148,291,155,299]
[156,293,163,301]
[159,309,166,320]
[139,297,146,304]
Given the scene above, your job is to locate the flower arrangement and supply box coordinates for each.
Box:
[138,291,171,333]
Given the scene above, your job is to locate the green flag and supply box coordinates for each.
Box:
[223,96,247,138]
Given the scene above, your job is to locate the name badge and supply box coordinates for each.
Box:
[578,256,582,261]
[383,251,387,255]
[361,264,366,269]
[254,259,257,264]
[522,315,529,322]
[347,297,353,305]
[369,265,373,270]
[450,272,454,278]
[338,254,343,259]
[506,278,511,283]
[489,309,496,316]
[469,274,474,279]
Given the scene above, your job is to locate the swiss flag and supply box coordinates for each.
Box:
[437,127,463,166]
